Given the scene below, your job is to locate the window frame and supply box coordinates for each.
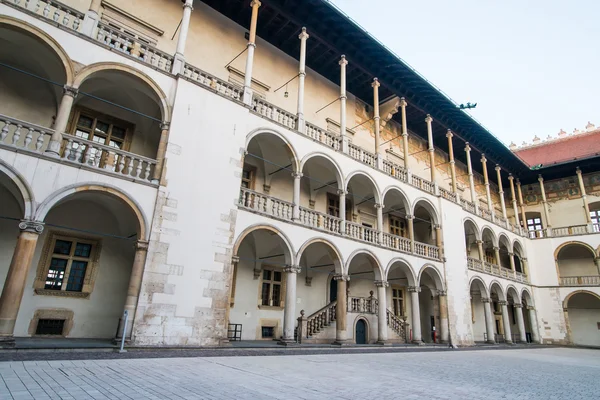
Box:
[258,265,286,310]
[327,192,351,219]
[590,208,600,232]
[67,107,134,154]
[241,164,256,190]
[391,286,405,317]
[389,215,407,237]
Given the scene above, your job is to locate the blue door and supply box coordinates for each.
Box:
[355,319,367,344]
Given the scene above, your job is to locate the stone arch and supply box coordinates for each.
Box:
[345,249,383,280]
[498,233,512,252]
[385,257,417,286]
[463,217,481,241]
[562,290,600,309]
[0,159,36,220]
[73,62,170,122]
[245,128,301,173]
[489,280,506,301]
[345,170,382,204]
[417,264,445,291]
[0,15,75,85]
[513,239,526,258]
[411,197,439,225]
[481,225,498,247]
[296,237,343,274]
[469,276,490,298]
[521,287,534,306]
[352,315,370,343]
[34,182,149,240]
[299,152,344,190]
[554,241,597,260]
[232,223,295,266]
[506,285,520,303]
[382,186,411,210]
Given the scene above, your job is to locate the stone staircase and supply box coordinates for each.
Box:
[387,309,409,343]
[296,301,337,343]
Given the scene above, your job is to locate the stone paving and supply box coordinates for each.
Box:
[0,347,597,399]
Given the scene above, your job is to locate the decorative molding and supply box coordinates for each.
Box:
[283,265,301,274]
[333,273,349,282]
[19,220,44,234]
[34,289,90,299]
[374,280,389,288]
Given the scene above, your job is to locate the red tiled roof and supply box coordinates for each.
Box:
[514,130,600,167]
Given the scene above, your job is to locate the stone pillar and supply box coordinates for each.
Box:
[499,301,513,344]
[334,274,349,344]
[446,130,457,193]
[375,203,383,245]
[527,306,540,343]
[538,175,552,233]
[296,27,309,132]
[438,290,449,344]
[407,215,415,253]
[242,0,262,105]
[508,252,517,278]
[514,303,527,343]
[152,122,170,184]
[372,78,383,169]
[0,220,44,345]
[375,280,389,344]
[281,265,301,344]
[339,55,349,153]
[495,165,507,220]
[465,142,478,211]
[482,298,496,344]
[292,172,302,221]
[425,114,436,183]
[508,174,520,228]
[481,154,494,221]
[46,86,78,156]
[408,286,422,344]
[434,225,442,252]
[521,258,530,277]
[400,98,410,171]
[516,179,527,231]
[81,0,102,37]
[338,189,346,235]
[172,0,194,74]
[493,247,501,266]
[116,240,149,340]
[576,167,592,224]
[476,240,484,261]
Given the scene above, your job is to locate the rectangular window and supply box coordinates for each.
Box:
[241,165,255,189]
[327,193,351,219]
[591,209,599,232]
[261,326,275,338]
[526,217,543,238]
[260,267,283,307]
[392,287,404,317]
[389,216,406,237]
[35,319,65,336]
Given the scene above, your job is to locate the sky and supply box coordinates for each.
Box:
[328,0,600,147]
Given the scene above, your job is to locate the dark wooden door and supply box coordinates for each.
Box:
[329,278,337,302]
[355,319,367,344]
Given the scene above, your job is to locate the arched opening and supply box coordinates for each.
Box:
[345,173,380,242]
[513,241,526,274]
[590,201,600,232]
[418,266,445,343]
[498,234,512,270]
[469,277,489,342]
[354,318,368,345]
[506,286,521,343]
[481,227,497,265]
[347,251,382,344]
[386,259,416,342]
[521,289,536,343]
[556,243,598,283]
[463,219,480,259]
[297,239,342,310]
[382,188,411,250]
[489,282,506,342]
[412,199,438,246]
[229,227,294,341]
[524,211,544,238]
[564,292,600,347]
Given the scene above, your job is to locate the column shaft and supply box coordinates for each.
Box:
[538,175,552,230]
[407,215,415,253]
[339,55,349,153]
[375,281,388,344]
[495,166,507,219]
[281,266,300,342]
[372,78,382,166]
[514,304,527,343]
[117,241,148,339]
[465,143,478,209]
[400,98,410,171]
[242,0,262,105]
[47,87,78,155]
[516,179,527,230]
[476,240,484,261]
[500,302,513,343]
[152,123,170,183]
[494,247,501,266]
[338,190,346,235]
[172,0,194,73]
[482,299,496,344]
[438,292,449,343]
[296,28,309,132]
[481,154,494,221]
[81,0,103,36]
[508,175,520,228]
[409,287,422,343]
[425,115,435,183]
[576,168,592,223]
[334,275,348,343]
[375,203,383,244]
[528,306,540,343]
[446,131,457,193]
[292,172,302,221]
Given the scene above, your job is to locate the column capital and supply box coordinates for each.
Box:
[475,239,484,244]
[507,174,514,181]
[538,174,544,183]
[250,0,262,8]
[374,203,384,209]
[493,246,500,251]
[63,85,78,98]
[135,240,149,251]
[446,129,453,138]
[527,305,535,311]
[399,97,407,107]
[183,0,194,10]
[464,142,471,152]
[576,166,582,175]
[333,273,349,282]
[160,121,170,131]
[433,224,441,230]
[480,153,487,163]
[374,280,389,288]
[508,252,514,257]
[371,77,380,88]
[337,189,347,196]
[298,26,309,40]
[495,164,501,172]
[283,265,301,274]
[407,286,421,293]
[425,114,433,124]
[19,220,44,234]
[437,290,447,296]
[406,214,415,220]
[481,297,491,303]
[513,303,523,308]
[498,300,507,306]
[339,55,348,66]
[291,172,303,179]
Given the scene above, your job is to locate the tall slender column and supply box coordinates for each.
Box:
[408,286,422,343]
[476,240,484,261]
[372,78,383,168]
[334,274,349,344]
[438,290,449,343]
[0,220,44,345]
[465,143,478,211]
[425,115,436,183]
[508,252,516,271]
[495,165,507,220]
[446,130,457,194]
[292,172,302,221]
[172,0,194,74]
[339,55,349,153]
[482,298,496,344]
[508,174,520,228]
[434,224,443,260]
[81,0,102,37]
[522,257,530,278]
[281,265,301,343]
[538,175,552,232]
[46,86,78,156]
[527,306,540,343]
[516,179,527,230]
[576,168,592,224]
[242,0,262,105]
[514,303,527,343]
[499,301,513,343]
[407,215,415,253]
[375,203,383,244]
[296,27,309,133]
[481,154,494,221]
[152,122,170,183]
[116,240,149,340]
[400,98,410,171]
[338,189,346,235]
[494,246,501,266]
[375,280,389,344]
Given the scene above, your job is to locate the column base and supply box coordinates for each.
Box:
[277,339,299,346]
[243,87,254,106]
[332,340,352,346]
[486,340,496,344]
[376,340,391,346]
[412,340,424,345]
[505,340,514,345]
[45,140,61,157]
[172,54,185,75]
[0,336,16,348]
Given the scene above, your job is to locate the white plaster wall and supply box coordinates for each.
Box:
[568,308,600,347]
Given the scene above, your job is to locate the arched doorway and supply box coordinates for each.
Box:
[382,188,411,251]
[481,227,497,265]
[355,319,367,344]
[418,265,447,343]
[469,277,493,343]
[564,291,600,347]
[412,199,438,246]
[490,281,511,343]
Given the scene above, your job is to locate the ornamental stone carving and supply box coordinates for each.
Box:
[19,220,44,234]
[333,273,349,282]
[283,265,301,274]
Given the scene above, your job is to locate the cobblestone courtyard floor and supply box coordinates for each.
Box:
[0,347,597,399]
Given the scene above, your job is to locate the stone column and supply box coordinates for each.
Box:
[508,174,520,229]
[242,0,262,105]
[408,286,422,344]
[538,175,552,233]
[372,78,383,169]
[339,55,349,153]
[116,240,149,340]
[172,0,194,74]
[425,114,436,183]
[375,203,383,245]
[499,301,513,344]
[400,98,410,171]
[576,167,592,224]
[438,290,449,343]
[446,130,458,194]
[152,122,170,184]
[0,220,44,345]
[494,247,501,266]
[476,240,484,261]
[508,252,517,278]
[338,189,346,235]
[482,298,496,344]
[495,165,507,220]
[334,274,349,344]
[514,303,527,343]
[465,142,478,211]
[292,172,302,221]
[296,27,309,132]
[481,154,494,221]
[434,225,443,253]
[81,0,102,37]
[281,265,301,344]
[375,280,389,344]
[407,215,415,253]
[521,258,530,278]
[46,86,78,156]
[516,179,527,231]
[527,306,540,343]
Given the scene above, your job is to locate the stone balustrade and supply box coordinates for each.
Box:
[305,122,341,151]
[439,187,457,202]
[460,198,476,213]
[528,223,600,239]
[414,241,439,260]
[559,276,600,286]
[182,64,243,102]
[411,174,435,194]
[298,207,342,234]
[467,256,529,284]
[346,221,378,245]
[7,0,84,32]
[1,116,52,152]
[348,142,376,168]
[348,296,377,314]
[382,232,412,253]
[239,188,294,220]
[381,159,408,182]
[253,98,297,130]
[297,301,337,341]
[386,309,408,342]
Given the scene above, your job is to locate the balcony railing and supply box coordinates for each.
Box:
[348,142,377,168]
[8,0,84,32]
[346,221,378,244]
[467,256,529,284]
[528,223,600,239]
[559,276,600,286]
[348,296,378,314]
[382,159,408,183]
